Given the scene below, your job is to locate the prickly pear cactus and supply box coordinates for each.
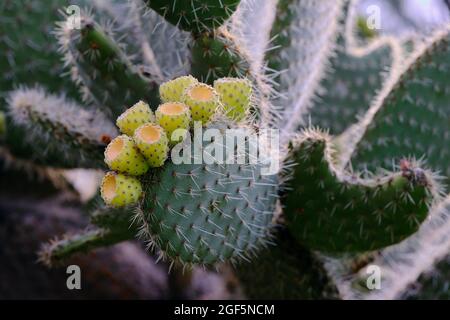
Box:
[37,74,278,268]
[1,0,450,300]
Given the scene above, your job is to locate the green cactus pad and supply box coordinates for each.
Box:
[90,205,138,235]
[116,101,155,136]
[348,27,450,184]
[268,0,342,144]
[0,0,80,105]
[310,42,394,134]
[283,129,439,253]
[214,77,252,121]
[58,13,159,118]
[309,1,397,135]
[134,124,169,168]
[104,135,149,176]
[135,120,279,265]
[159,76,199,103]
[38,202,140,266]
[143,0,241,33]
[38,227,133,267]
[182,83,221,124]
[6,86,117,168]
[100,172,143,208]
[190,31,250,84]
[155,102,191,144]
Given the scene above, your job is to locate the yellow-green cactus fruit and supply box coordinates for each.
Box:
[134,123,169,168]
[116,101,155,136]
[155,102,191,144]
[182,83,221,124]
[100,172,142,207]
[159,75,199,103]
[0,111,5,136]
[214,77,252,121]
[104,135,149,176]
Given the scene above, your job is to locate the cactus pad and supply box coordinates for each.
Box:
[6,86,117,168]
[143,0,241,33]
[135,120,279,265]
[283,129,440,253]
[191,31,250,84]
[349,28,450,184]
[0,0,79,105]
[58,13,158,118]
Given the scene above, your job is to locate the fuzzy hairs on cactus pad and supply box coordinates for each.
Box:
[336,195,450,300]
[38,227,133,267]
[282,129,442,253]
[346,27,450,185]
[309,0,400,135]
[38,203,141,266]
[269,0,343,146]
[6,86,117,168]
[0,0,80,105]
[57,11,159,118]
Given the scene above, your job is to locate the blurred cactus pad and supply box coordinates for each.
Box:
[0,0,449,299]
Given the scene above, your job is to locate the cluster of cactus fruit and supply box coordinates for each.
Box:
[1,0,449,299]
[100,75,252,208]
